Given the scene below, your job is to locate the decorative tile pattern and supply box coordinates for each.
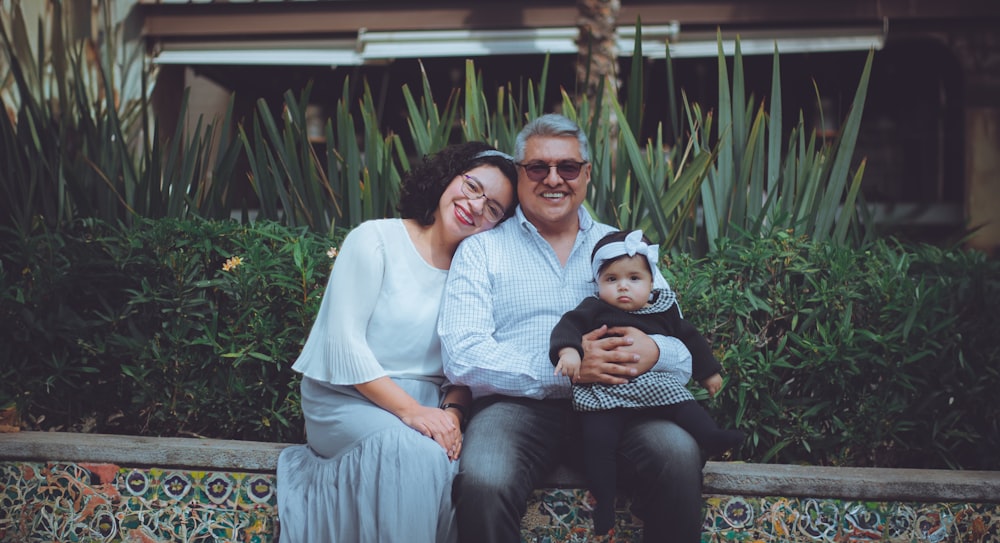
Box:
[1,461,997,542]
[0,462,276,543]
[700,496,1000,542]
[521,488,643,542]
[520,491,1000,543]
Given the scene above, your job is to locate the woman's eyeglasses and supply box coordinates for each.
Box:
[461,175,507,223]
[517,161,588,182]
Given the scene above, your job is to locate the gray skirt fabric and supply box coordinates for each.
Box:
[277,377,458,543]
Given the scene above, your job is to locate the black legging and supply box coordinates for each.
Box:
[579,400,743,535]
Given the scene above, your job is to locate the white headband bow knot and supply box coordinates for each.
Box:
[591,230,669,289]
[621,229,649,257]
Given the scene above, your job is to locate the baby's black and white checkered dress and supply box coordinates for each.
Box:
[572,371,695,411]
[570,287,695,412]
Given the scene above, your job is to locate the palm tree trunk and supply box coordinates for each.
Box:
[576,0,620,107]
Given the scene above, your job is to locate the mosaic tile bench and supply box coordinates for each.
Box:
[1,432,998,543]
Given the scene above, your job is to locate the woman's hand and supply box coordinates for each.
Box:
[400,405,463,460]
[440,408,464,460]
[354,377,464,460]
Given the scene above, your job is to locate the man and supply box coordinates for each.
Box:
[439,113,703,542]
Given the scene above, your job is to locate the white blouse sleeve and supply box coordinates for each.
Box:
[291,222,389,385]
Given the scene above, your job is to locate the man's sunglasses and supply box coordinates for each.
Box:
[517,161,588,182]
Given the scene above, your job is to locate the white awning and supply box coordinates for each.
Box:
[153,39,363,66]
[660,26,886,58]
[152,23,884,66]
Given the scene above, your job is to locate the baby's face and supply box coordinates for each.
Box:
[597,256,653,312]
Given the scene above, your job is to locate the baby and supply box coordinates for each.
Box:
[550,229,743,535]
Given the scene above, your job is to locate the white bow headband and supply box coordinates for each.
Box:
[591,230,669,289]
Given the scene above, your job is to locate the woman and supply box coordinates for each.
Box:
[277,142,518,543]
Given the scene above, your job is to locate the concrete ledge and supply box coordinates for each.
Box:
[2,431,999,503]
[0,431,288,473]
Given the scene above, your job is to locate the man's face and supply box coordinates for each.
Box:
[517,135,591,231]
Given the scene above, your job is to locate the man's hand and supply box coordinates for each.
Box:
[577,325,659,385]
[606,326,659,374]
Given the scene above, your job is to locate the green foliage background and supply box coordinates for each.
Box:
[2,219,998,470]
[1,218,334,442]
[669,230,1000,469]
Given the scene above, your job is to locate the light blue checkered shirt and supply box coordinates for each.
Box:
[439,206,692,400]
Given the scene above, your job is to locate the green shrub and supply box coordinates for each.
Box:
[3,219,997,468]
[0,220,126,431]
[668,230,1000,470]
[106,218,338,441]
[0,218,339,442]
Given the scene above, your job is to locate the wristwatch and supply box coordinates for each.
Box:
[441,403,468,430]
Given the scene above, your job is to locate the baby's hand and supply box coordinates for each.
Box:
[554,357,581,381]
[701,373,723,397]
[555,348,582,381]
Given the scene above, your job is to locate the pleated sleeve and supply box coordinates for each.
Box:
[291,222,388,385]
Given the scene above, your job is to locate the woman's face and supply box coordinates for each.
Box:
[437,164,515,239]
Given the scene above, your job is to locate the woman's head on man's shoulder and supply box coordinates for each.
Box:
[397,141,518,226]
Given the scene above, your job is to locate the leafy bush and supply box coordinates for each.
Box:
[668,230,1000,470]
[3,219,997,470]
[107,218,338,441]
[0,218,338,442]
[0,220,127,431]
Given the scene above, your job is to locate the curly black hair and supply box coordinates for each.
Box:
[397,141,519,226]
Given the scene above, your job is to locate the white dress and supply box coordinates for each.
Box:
[277,219,458,543]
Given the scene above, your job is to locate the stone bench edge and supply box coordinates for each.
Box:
[2,431,998,503]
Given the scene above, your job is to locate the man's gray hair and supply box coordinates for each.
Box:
[514,113,591,163]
